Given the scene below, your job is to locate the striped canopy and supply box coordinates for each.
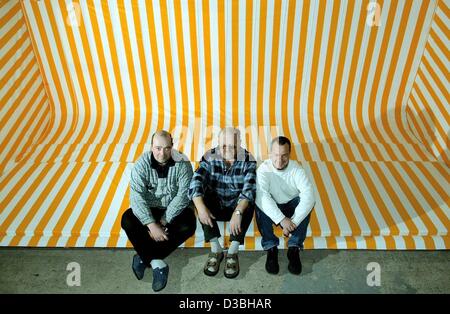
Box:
[1,0,449,249]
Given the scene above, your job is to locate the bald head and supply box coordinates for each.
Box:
[218,127,241,161]
[151,130,173,164]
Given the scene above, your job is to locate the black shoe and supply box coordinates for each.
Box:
[132,254,146,280]
[152,265,169,292]
[287,247,302,275]
[265,246,279,274]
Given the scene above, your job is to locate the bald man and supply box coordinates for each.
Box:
[188,127,256,279]
[121,130,196,292]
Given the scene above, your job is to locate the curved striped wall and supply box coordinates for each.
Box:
[0,0,50,175]
[406,0,449,166]
[1,0,449,249]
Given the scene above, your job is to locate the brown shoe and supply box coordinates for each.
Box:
[224,253,240,279]
[203,252,224,276]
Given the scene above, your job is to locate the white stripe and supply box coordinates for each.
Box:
[2,163,62,235]
[124,0,146,145]
[78,1,110,145]
[138,0,159,142]
[59,163,106,241]
[22,163,78,237]
[180,0,195,159]
[394,162,447,233]
[37,3,76,146]
[274,0,288,132]
[51,1,87,149]
[286,0,304,160]
[209,0,220,129]
[364,163,410,234]
[238,0,246,133]
[93,0,122,145]
[224,0,232,126]
[2,90,46,162]
[333,163,371,234]
[96,166,129,240]
[109,1,135,144]
[151,0,172,131]
[0,22,27,60]
[0,0,16,20]
[249,0,260,159]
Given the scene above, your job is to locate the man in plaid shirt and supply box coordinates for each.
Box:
[188,127,256,279]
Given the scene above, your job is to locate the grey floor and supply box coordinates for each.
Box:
[0,247,449,294]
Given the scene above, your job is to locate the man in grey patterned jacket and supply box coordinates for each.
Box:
[121,130,196,292]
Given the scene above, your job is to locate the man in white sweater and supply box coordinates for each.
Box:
[255,136,315,275]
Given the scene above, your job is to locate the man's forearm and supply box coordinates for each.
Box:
[193,196,207,212]
[235,198,249,213]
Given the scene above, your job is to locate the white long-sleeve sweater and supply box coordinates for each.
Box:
[255,159,315,226]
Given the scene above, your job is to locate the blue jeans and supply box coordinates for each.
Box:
[255,196,311,250]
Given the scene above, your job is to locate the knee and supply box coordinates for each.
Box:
[120,208,134,231]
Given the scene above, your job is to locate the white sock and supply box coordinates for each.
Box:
[227,241,240,255]
[150,259,167,269]
[209,237,223,253]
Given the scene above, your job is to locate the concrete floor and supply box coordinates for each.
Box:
[0,247,448,294]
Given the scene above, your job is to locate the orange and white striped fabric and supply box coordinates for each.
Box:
[1,0,449,249]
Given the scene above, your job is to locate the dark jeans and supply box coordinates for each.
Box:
[121,207,196,266]
[255,196,311,250]
[199,193,255,245]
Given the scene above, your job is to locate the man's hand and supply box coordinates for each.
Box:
[147,222,169,242]
[197,207,216,228]
[280,217,296,237]
[229,211,242,236]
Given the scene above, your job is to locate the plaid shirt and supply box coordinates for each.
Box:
[188,147,257,209]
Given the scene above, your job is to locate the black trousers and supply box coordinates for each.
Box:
[121,207,196,266]
[200,193,255,245]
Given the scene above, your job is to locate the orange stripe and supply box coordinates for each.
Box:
[187,0,202,161]
[341,163,381,234]
[99,1,128,162]
[267,0,281,128]
[394,0,432,157]
[66,163,113,247]
[318,0,344,161]
[370,163,418,235]
[0,84,45,167]
[231,0,239,127]
[54,1,92,163]
[244,0,253,147]
[202,0,213,130]
[172,0,190,154]
[0,163,56,236]
[325,162,362,235]
[354,163,399,235]
[116,0,140,161]
[46,163,99,246]
[330,0,356,161]
[292,0,312,160]
[278,0,297,159]
[309,162,341,235]
[28,1,68,163]
[366,0,399,161]
[217,0,225,127]
[158,0,177,133]
[385,161,439,235]
[27,165,91,246]
[8,164,72,245]
[85,163,127,246]
[255,0,267,131]
[41,1,80,161]
[0,0,20,26]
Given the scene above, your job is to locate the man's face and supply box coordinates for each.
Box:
[271,142,290,170]
[151,135,173,164]
[219,132,240,161]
